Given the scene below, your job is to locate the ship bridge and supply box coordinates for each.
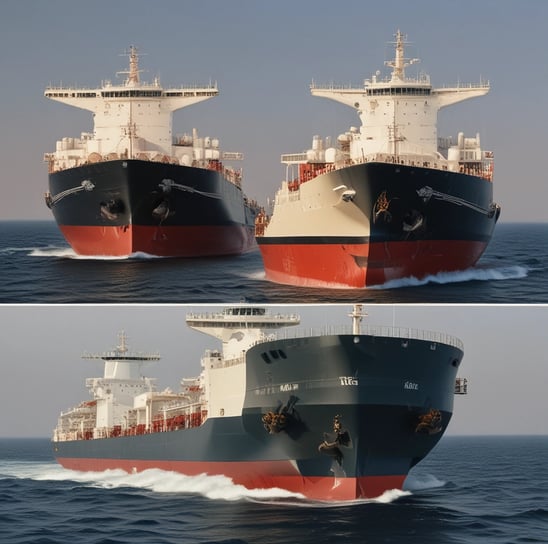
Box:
[81,331,160,432]
[186,306,300,361]
[83,330,160,380]
[309,30,490,160]
[44,46,223,167]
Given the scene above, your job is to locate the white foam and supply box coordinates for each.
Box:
[250,488,411,508]
[129,252,163,260]
[2,462,413,505]
[0,246,41,255]
[373,487,412,503]
[252,264,528,291]
[403,473,446,491]
[373,265,529,290]
[29,247,87,259]
[242,269,266,281]
[0,460,63,480]
[28,247,162,260]
[95,469,303,501]
[2,463,302,502]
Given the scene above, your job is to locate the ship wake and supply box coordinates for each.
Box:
[403,473,447,491]
[2,462,303,502]
[2,461,412,505]
[248,488,411,508]
[374,265,528,290]
[28,247,163,260]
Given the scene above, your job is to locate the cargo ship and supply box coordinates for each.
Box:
[44,46,258,257]
[256,31,501,287]
[52,305,467,501]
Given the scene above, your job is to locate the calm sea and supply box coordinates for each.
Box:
[0,436,546,544]
[0,221,546,303]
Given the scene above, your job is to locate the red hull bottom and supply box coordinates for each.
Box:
[56,457,405,501]
[258,239,489,288]
[59,224,256,257]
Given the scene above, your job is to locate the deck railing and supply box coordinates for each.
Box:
[273,324,464,351]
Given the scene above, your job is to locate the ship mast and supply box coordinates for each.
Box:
[117,330,128,353]
[349,304,367,335]
[83,331,160,379]
[386,31,415,157]
[117,45,142,87]
[385,30,419,82]
[116,46,143,158]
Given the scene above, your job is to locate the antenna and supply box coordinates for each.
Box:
[117,330,128,353]
[117,45,144,86]
[385,30,420,81]
[82,331,160,361]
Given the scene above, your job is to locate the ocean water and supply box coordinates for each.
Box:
[0,221,546,303]
[0,436,546,544]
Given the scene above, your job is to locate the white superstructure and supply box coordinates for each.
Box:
[44,46,242,184]
[186,307,300,418]
[280,30,493,183]
[53,308,300,442]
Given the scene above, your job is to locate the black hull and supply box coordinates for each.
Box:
[53,333,463,499]
[46,160,257,256]
[257,162,500,286]
[359,163,499,243]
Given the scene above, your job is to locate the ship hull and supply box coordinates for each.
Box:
[53,333,463,500]
[47,160,257,257]
[55,455,406,501]
[257,162,500,287]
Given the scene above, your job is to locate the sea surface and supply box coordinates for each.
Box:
[0,221,546,304]
[0,436,546,544]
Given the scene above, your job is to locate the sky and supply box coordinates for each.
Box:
[0,0,546,442]
[0,303,546,438]
[0,0,546,222]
